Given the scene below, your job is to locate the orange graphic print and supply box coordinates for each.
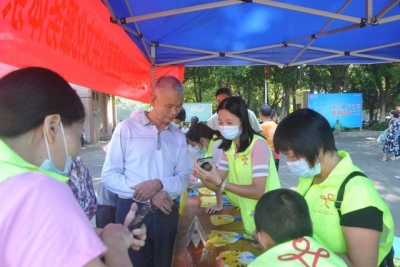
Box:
[320,193,335,208]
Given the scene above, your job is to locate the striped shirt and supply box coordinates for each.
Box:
[101,110,190,200]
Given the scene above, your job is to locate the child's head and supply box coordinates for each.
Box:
[336,119,340,123]
[254,189,312,250]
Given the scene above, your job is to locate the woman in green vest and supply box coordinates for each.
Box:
[273,108,394,267]
[0,67,146,267]
[193,96,281,234]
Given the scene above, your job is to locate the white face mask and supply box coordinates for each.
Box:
[40,121,73,176]
[219,124,242,140]
[286,158,321,178]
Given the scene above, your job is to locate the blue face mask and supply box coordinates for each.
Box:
[286,158,321,178]
[40,121,73,176]
[194,144,207,156]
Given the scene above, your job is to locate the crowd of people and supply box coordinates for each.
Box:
[0,67,395,267]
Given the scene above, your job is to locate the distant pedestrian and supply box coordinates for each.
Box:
[380,110,399,162]
[334,119,343,138]
[260,104,280,171]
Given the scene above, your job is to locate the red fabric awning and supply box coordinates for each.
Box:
[0,0,183,103]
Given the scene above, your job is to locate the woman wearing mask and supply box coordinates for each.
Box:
[273,108,394,267]
[0,67,146,267]
[193,97,280,234]
[186,123,224,213]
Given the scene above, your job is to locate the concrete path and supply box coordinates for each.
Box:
[79,131,400,236]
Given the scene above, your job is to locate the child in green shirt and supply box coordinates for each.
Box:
[250,189,346,267]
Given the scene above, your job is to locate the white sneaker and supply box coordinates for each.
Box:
[395,156,400,160]
[395,175,400,179]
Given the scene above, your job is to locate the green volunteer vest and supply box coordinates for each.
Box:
[249,237,347,267]
[205,138,216,158]
[0,138,69,183]
[296,151,394,265]
[224,135,281,234]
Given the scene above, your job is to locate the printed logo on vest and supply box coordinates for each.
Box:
[277,238,330,266]
[241,155,249,166]
[320,193,335,209]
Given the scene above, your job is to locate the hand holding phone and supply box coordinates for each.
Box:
[128,202,151,231]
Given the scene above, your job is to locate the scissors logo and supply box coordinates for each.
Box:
[320,193,335,208]
[278,238,330,266]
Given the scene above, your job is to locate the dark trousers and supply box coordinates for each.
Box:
[116,198,179,267]
[96,205,116,228]
[379,247,394,267]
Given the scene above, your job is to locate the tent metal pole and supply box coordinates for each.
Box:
[151,44,156,88]
[123,0,241,23]
[351,53,400,62]
[379,14,400,24]
[353,42,400,53]
[290,44,341,54]
[159,43,218,55]
[254,0,360,23]
[227,44,283,54]
[291,54,342,66]
[374,0,400,21]
[156,55,219,66]
[226,54,284,66]
[289,0,352,65]
[366,0,373,24]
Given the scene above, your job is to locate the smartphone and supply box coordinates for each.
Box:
[128,202,151,231]
[197,157,213,171]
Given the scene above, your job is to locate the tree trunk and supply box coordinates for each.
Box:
[280,84,292,118]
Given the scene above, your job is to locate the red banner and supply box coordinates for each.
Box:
[0,0,184,103]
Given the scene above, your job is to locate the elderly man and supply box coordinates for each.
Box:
[101,76,190,267]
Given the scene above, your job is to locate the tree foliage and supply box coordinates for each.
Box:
[182,63,399,122]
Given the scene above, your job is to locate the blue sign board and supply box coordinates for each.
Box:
[183,103,212,122]
[308,93,363,128]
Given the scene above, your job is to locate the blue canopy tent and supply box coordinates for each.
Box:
[104,0,400,67]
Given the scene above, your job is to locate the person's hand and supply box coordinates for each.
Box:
[131,225,147,250]
[123,203,147,250]
[132,179,162,201]
[205,203,223,213]
[192,163,221,186]
[100,223,135,250]
[151,191,174,215]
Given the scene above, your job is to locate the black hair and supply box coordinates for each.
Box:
[217,96,262,152]
[260,104,272,116]
[254,189,313,244]
[186,123,221,143]
[0,67,85,137]
[273,108,336,166]
[191,116,199,124]
[175,108,186,122]
[215,87,232,98]
[390,110,399,118]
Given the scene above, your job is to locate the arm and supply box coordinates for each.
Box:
[101,123,135,198]
[337,226,380,267]
[206,190,223,213]
[248,109,262,133]
[196,140,269,200]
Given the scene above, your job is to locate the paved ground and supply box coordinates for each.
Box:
[79,132,400,236]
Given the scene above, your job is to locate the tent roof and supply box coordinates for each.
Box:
[105,0,400,66]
